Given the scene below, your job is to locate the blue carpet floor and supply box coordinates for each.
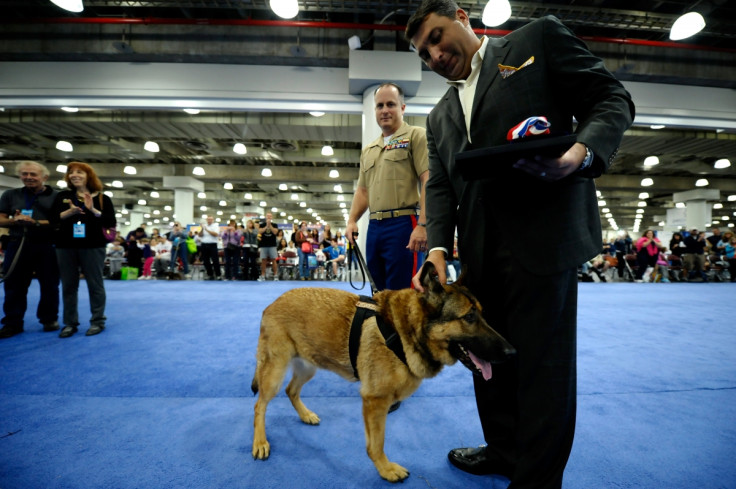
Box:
[1,280,734,489]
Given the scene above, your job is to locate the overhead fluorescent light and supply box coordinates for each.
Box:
[261,168,272,177]
[279,183,288,191]
[111,180,123,188]
[57,180,68,188]
[183,108,200,115]
[650,124,665,130]
[713,203,723,209]
[138,199,147,206]
[56,140,73,152]
[244,193,253,200]
[233,143,247,155]
[695,178,709,187]
[482,0,512,27]
[223,182,233,190]
[670,12,706,41]
[321,145,334,156]
[197,192,207,199]
[333,184,343,193]
[192,166,205,176]
[56,164,67,173]
[269,0,298,19]
[641,178,654,187]
[50,0,84,13]
[144,141,160,153]
[61,107,79,112]
[329,169,339,178]
[638,192,649,199]
[309,111,325,117]
[259,201,267,207]
[219,200,227,207]
[643,156,659,166]
[714,158,731,169]
[150,191,159,198]
[123,165,137,175]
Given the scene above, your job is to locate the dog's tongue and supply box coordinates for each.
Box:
[468,350,493,380]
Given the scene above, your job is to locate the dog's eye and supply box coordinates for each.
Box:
[463,310,477,322]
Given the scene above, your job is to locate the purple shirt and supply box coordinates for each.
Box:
[221,228,243,247]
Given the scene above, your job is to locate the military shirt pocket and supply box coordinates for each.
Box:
[383,148,410,180]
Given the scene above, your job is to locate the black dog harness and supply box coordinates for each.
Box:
[349,295,408,380]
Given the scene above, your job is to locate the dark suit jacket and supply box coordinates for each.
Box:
[425,15,635,276]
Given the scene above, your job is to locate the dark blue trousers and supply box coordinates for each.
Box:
[365,215,423,291]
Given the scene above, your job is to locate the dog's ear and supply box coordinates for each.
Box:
[420,261,445,295]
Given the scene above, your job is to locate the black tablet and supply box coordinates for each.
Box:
[455,134,577,180]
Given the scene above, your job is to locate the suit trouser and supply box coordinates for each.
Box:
[365,215,422,291]
[56,247,107,328]
[2,239,59,329]
[470,245,577,489]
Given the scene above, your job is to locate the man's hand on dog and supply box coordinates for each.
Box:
[413,250,446,291]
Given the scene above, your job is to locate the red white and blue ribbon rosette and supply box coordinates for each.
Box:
[506,116,551,141]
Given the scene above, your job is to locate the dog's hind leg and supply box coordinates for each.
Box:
[252,349,291,461]
[362,396,409,482]
[286,358,320,425]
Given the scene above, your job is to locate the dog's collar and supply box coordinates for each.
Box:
[349,295,408,380]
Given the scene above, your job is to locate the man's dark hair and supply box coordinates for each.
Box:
[405,0,460,43]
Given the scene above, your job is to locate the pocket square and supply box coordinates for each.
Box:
[498,56,535,79]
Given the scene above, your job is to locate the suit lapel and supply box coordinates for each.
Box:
[470,36,510,130]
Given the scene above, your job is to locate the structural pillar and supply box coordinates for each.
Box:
[672,188,719,230]
[162,176,204,228]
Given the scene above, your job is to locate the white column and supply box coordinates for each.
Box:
[673,188,719,230]
[174,189,194,226]
[353,85,382,253]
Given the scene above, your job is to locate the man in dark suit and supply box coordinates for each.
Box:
[406,1,635,488]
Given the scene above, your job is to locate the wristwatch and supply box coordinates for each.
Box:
[417,222,427,227]
[579,144,594,171]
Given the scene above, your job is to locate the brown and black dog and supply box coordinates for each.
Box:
[251,262,515,482]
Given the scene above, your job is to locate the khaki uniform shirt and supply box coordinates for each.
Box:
[357,122,429,212]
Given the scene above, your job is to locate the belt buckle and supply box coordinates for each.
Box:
[375,211,383,221]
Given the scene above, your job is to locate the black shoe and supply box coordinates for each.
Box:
[0,325,23,338]
[447,446,514,478]
[388,401,401,413]
[86,325,105,336]
[59,325,78,338]
[42,321,60,332]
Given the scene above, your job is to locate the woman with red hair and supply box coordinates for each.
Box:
[52,162,116,338]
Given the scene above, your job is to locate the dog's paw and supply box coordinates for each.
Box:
[379,462,410,483]
[299,410,320,425]
[252,440,271,460]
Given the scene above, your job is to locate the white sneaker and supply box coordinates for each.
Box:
[257,276,265,282]
[138,276,146,280]
[273,277,279,281]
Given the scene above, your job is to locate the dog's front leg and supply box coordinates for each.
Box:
[362,396,409,482]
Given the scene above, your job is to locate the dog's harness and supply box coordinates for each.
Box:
[349,295,408,380]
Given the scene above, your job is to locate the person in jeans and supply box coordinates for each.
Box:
[198,215,222,280]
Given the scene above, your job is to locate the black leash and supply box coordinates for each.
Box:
[0,227,27,284]
[347,232,379,295]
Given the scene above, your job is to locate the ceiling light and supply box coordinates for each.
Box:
[641,178,654,187]
[244,193,253,200]
[605,213,612,218]
[104,191,113,198]
[219,200,227,206]
[138,199,147,206]
[50,0,84,13]
[714,158,731,169]
[333,184,342,193]
[329,169,340,178]
[638,192,649,199]
[300,202,306,208]
[61,107,79,112]
[713,203,723,209]
[347,35,362,51]
[150,191,159,198]
[279,183,288,191]
[339,203,346,208]
[261,168,272,177]
[164,205,172,211]
[224,182,233,190]
[482,0,512,27]
[602,208,609,213]
[598,200,606,207]
[198,192,206,199]
[309,111,325,117]
[636,209,645,214]
[233,143,247,155]
[183,108,200,115]
[650,124,665,130]
[322,145,334,156]
[123,165,137,175]
[200,206,207,211]
[291,193,299,200]
[56,164,67,173]
[111,180,123,188]
[192,166,205,176]
[670,12,706,41]
[144,141,160,153]
[271,207,278,212]
[56,140,73,152]
[638,201,647,207]
[259,201,267,207]
[695,178,709,187]
[57,180,68,188]
[269,0,298,19]
[728,195,736,201]
[643,156,659,166]
[676,202,686,208]
[0,165,3,173]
